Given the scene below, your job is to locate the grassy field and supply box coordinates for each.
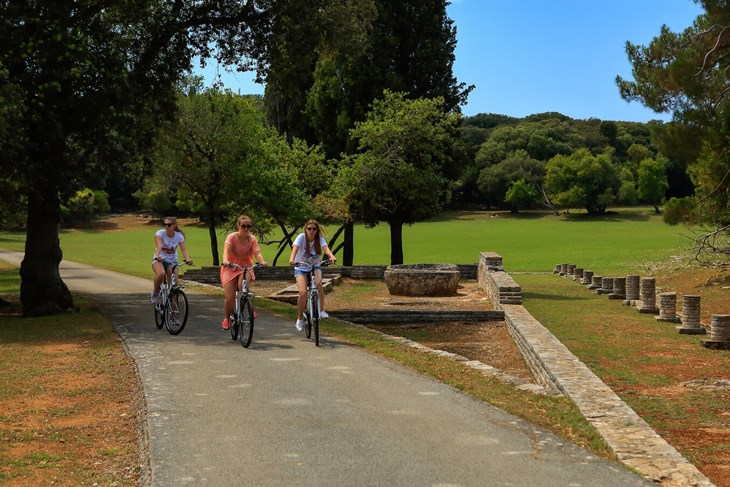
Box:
[0,207,695,276]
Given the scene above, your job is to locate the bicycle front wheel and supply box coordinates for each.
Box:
[154,302,164,329]
[230,311,238,340]
[165,289,189,335]
[239,296,254,348]
[311,294,320,346]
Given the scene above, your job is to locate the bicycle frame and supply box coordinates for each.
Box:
[226,262,261,348]
[295,259,331,346]
[154,260,190,335]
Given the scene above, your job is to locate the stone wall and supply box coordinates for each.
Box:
[477,252,522,305]
[183,264,477,285]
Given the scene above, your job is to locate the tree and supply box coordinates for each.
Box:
[504,179,537,213]
[476,150,545,209]
[617,0,730,257]
[336,91,460,264]
[637,157,670,214]
[544,148,620,215]
[0,0,268,316]
[152,86,267,266]
[260,0,471,265]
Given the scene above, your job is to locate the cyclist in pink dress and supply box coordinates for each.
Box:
[220,215,267,330]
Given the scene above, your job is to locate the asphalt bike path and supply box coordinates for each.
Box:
[0,250,652,486]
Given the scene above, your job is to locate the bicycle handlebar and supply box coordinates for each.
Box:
[224,262,265,271]
[158,258,193,267]
[293,258,333,268]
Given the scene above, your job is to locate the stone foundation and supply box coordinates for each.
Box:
[384,264,460,296]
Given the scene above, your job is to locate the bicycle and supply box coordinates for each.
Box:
[294,258,331,347]
[224,262,262,348]
[153,259,192,335]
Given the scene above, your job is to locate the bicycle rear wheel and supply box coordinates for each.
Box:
[239,296,254,348]
[165,289,189,335]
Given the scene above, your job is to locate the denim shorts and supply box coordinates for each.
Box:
[294,268,310,278]
[153,258,177,271]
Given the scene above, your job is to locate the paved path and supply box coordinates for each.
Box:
[0,251,652,486]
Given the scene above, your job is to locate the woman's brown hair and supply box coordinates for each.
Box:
[304,219,325,255]
[163,216,185,237]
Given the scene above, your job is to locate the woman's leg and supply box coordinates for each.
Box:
[295,274,308,320]
[223,278,238,320]
[152,261,165,294]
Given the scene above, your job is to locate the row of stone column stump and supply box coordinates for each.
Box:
[554,263,730,350]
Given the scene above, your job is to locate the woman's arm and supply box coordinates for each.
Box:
[289,245,299,266]
[179,240,192,263]
[222,241,231,266]
[323,245,336,263]
[154,235,163,260]
[254,249,267,266]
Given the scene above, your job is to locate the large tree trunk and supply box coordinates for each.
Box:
[208,212,219,266]
[20,186,75,316]
[389,219,404,265]
[343,221,354,266]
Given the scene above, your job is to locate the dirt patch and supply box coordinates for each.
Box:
[252,277,534,382]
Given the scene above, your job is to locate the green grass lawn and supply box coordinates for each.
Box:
[0,206,694,277]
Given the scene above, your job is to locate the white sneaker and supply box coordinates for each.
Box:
[150,292,158,304]
[319,311,329,319]
[295,319,305,331]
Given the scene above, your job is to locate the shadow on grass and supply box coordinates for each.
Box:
[560,210,653,223]
[427,208,657,223]
[523,291,593,302]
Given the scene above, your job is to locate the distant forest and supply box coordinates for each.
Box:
[453,111,692,212]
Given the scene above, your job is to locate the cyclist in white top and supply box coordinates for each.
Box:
[151,216,192,304]
[288,219,336,331]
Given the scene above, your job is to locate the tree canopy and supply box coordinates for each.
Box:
[617,0,730,258]
[334,91,460,264]
[0,0,267,315]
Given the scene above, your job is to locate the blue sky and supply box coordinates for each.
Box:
[196,0,704,123]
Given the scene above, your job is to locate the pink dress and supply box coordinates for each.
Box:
[220,232,261,286]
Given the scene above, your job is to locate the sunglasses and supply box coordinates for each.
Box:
[306,227,318,231]
[240,224,252,229]
[164,223,174,227]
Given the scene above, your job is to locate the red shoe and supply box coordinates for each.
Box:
[222,318,230,330]
[253,311,257,318]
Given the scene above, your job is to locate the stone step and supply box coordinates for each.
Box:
[266,277,340,304]
[331,309,504,324]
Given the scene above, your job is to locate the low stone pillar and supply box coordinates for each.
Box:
[711,315,730,340]
[638,277,659,314]
[553,264,561,274]
[656,292,680,322]
[588,275,602,290]
[560,263,568,276]
[624,275,640,306]
[677,295,706,335]
[597,276,614,295]
[573,268,584,281]
[702,315,730,349]
[581,270,593,285]
[609,277,626,300]
[566,264,576,277]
